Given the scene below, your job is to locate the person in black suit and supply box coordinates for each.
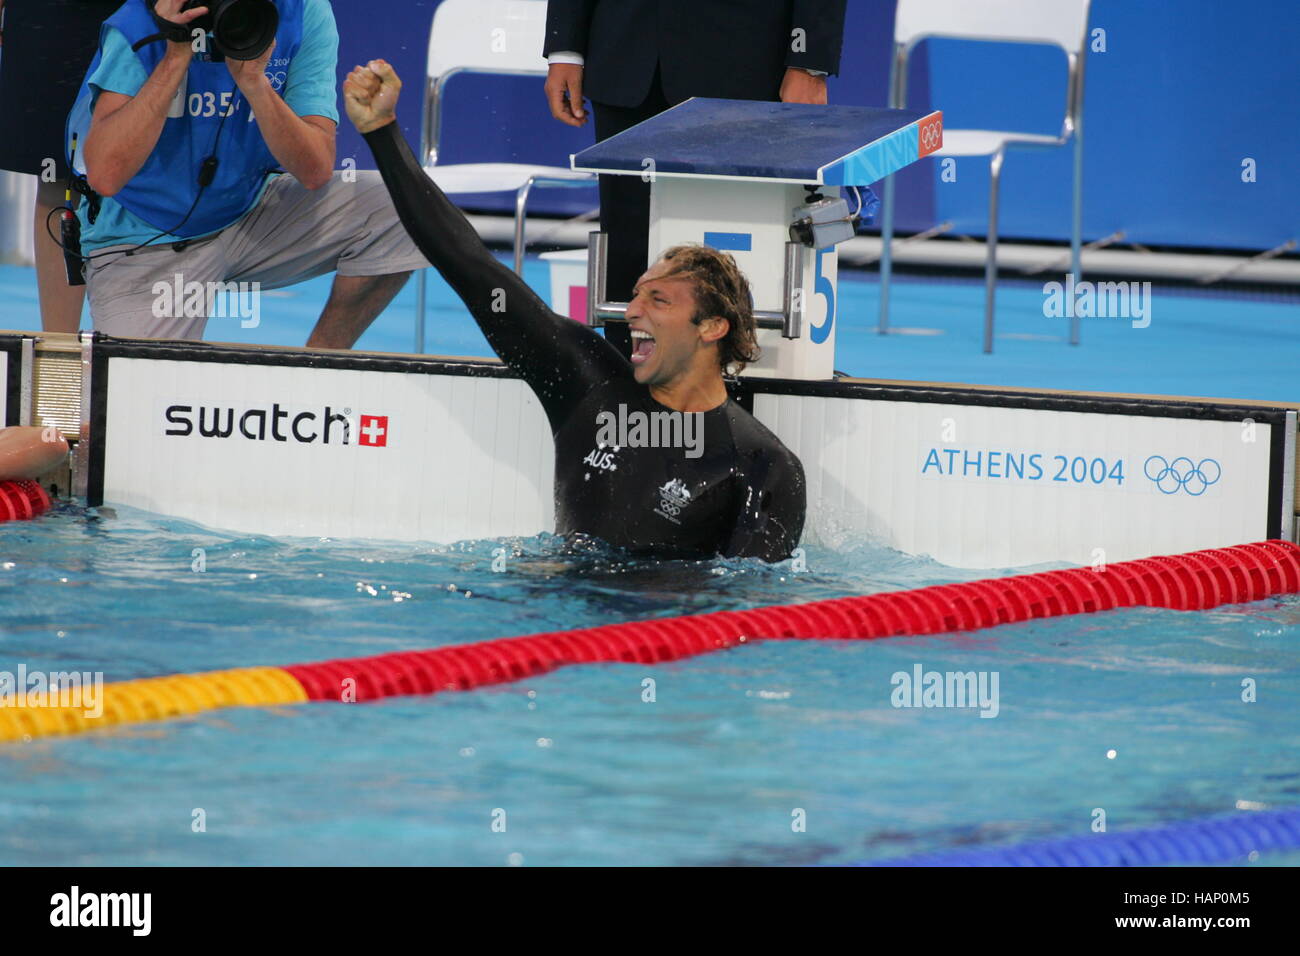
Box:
[543,0,846,356]
[0,0,124,333]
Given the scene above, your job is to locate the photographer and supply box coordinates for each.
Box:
[73,0,429,345]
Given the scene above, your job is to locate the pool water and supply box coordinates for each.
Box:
[2,503,1298,866]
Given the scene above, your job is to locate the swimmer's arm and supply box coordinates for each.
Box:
[722,449,807,562]
[361,120,626,424]
[0,427,69,481]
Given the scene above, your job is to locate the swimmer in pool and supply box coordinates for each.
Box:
[342,60,805,561]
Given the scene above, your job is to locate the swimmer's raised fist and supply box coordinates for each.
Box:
[344,59,401,134]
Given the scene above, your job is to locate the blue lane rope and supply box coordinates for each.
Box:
[855,807,1300,866]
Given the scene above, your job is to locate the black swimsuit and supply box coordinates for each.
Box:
[364,122,806,561]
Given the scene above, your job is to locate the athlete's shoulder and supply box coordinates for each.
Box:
[716,399,806,562]
[582,371,643,407]
[723,399,804,475]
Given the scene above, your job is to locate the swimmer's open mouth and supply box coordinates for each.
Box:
[630,329,656,365]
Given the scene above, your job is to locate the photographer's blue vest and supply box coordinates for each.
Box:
[66,0,304,239]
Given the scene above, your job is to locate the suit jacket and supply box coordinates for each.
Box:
[543,0,847,109]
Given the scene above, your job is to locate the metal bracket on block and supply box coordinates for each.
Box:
[585,232,806,339]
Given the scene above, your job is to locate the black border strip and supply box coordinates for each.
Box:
[1266,416,1287,539]
[92,334,517,379]
[88,337,108,507]
[0,335,24,428]
[736,376,1293,426]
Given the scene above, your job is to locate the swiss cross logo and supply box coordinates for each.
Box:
[359,415,389,447]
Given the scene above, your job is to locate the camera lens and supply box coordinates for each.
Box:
[212,0,278,61]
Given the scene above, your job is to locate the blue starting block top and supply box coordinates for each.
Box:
[571,98,943,187]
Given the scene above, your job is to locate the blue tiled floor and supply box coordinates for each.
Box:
[1,256,1296,403]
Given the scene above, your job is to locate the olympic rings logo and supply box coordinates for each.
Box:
[1143,456,1221,496]
[918,115,943,157]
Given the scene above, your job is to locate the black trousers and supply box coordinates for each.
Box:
[591,68,674,358]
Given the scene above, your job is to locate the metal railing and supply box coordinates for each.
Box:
[584,232,807,339]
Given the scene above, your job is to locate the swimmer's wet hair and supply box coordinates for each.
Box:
[657,244,760,374]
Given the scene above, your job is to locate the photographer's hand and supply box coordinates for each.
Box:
[226,38,276,93]
[154,0,209,52]
[343,60,400,134]
[231,38,335,190]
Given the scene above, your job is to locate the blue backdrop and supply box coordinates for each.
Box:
[333,0,1298,253]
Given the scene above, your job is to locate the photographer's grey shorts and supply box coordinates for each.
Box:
[85,169,431,341]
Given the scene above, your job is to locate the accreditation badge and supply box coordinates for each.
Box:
[168,76,187,119]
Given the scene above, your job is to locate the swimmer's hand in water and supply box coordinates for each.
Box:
[344,59,401,134]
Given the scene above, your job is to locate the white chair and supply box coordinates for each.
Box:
[414,0,594,351]
[878,0,1092,353]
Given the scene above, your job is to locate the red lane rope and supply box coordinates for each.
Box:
[0,480,51,523]
[283,540,1300,704]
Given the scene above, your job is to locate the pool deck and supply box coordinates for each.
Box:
[1,258,1296,405]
